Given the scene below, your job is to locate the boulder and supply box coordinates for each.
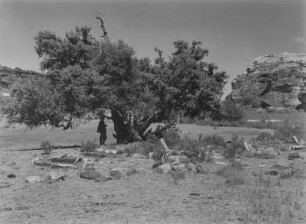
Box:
[156,164,172,174]
[95,175,111,182]
[26,176,46,183]
[80,170,102,180]
[195,164,207,174]
[109,168,126,179]
[132,153,146,159]
[168,155,180,164]
[47,171,66,181]
[7,173,16,178]
[123,167,138,176]
[0,182,12,189]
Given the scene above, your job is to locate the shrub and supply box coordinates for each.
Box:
[40,141,54,154]
[224,135,245,159]
[175,138,208,163]
[163,126,181,148]
[274,122,304,143]
[256,132,275,142]
[221,101,245,122]
[216,165,245,186]
[139,141,163,160]
[80,139,99,152]
[202,134,226,147]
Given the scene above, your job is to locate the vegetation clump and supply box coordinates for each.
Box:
[80,139,99,152]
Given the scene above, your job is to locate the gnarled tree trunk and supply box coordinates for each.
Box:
[110,106,162,144]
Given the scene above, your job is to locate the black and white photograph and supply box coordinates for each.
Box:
[0,0,305,223]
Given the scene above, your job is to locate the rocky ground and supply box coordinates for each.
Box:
[0,123,305,224]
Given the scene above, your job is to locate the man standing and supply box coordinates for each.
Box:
[97,115,107,145]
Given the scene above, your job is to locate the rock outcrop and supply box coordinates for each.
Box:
[230,52,306,111]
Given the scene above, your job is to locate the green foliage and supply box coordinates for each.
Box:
[152,40,227,120]
[40,141,54,154]
[80,139,99,152]
[35,27,99,71]
[274,122,304,143]
[2,24,227,142]
[224,135,245,159]
[162,126,181,149]
[201,134,226,147]
[221,100,245,122]
[256,132,275,142]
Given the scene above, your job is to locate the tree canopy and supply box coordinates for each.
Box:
[1,22,228,143]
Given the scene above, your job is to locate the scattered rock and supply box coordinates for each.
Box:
[265,170,279,176]
[280,168,294,179]
[32,158,76,169]
[288,152,301,160]
[80,170,102,180]
[15,206,29,211]
[291,158,306,177]
[170,170,185,184]
[253,152,276,159]
[179,155,190,164]
[172,163,189,172]
[7,173,16,178]
[95,175,112,182]
[82,151,106,158]
[109,168,126,179]
[148,152,154,160]
[231,161,244,170]
[168,155,180,164]
[132,153,146,159]
[152,161,163,169]
[0,207,12,211]
[195,164,207,174]
[155,164,172,174]
[190,193,201,196]
[7,162,16,166]
[0,181,12,189]
[47,171,66,182]
[25,176,46,183]
[50,155,82,164]
[124,167,138,176]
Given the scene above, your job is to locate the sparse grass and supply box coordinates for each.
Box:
[201,134,226,147]
[274,122,304,143]
[40,140,54,154]
[216,163,245,186]
[256,132,275,142]
[243,186,304,224]
[80,139,99,152]
[224,134,245,159]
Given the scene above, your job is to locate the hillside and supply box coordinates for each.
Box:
[230,52,306,111]
[0,65,42,94]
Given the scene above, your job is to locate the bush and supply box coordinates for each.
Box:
[162,126,181,148]
[256,132,275,142]
[80,139,99,152]
[40,141,54,154]
[139,141,163,160]
[224,135,245,159]
[202,134,226,147]
[221,101,245,122]
[175,138,209,163]
[274,122,304,143]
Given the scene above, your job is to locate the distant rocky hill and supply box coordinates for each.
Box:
[0,65,41,94]
[230,52,306,111]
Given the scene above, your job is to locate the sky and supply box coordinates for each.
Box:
[0,0,305,96]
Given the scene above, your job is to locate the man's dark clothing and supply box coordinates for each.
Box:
[97,120,107,145]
